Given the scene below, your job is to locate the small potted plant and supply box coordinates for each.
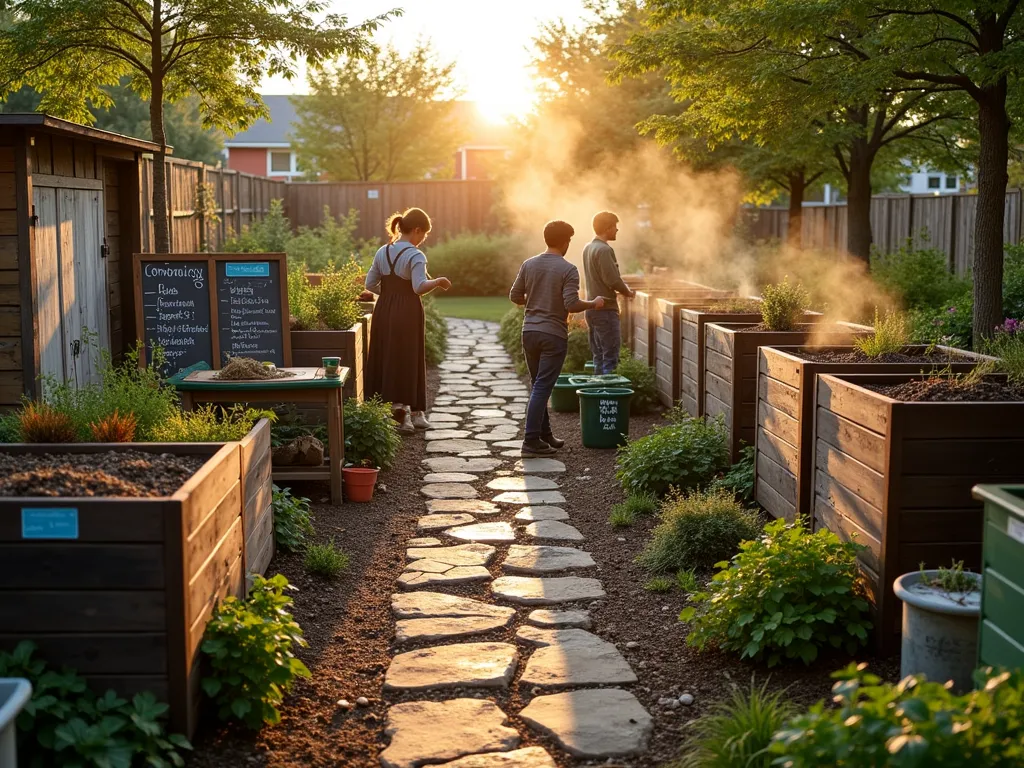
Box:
[341,396,400,503]
[893,561,982,692]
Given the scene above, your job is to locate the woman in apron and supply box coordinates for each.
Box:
[364,208,451,434]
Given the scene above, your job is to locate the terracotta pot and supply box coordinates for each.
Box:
[342,466,379,502]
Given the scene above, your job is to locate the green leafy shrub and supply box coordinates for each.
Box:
[760,278,810,331]
[870,243,970,311]
[305,539,350,577]
[563,318,591,373]
[273,484,314,553]
[909,286,974,348]
[617,492,659,518]
[645,575,674,593]
[423,295,449,366]
[712,445,756,503]
[770,665,1024,766]
[498,305,527,374]
[0,640,191,766]
[424,233,529,296]
[677,568,700,592]
[854,309,910,358]
[0,410,20,442]
[615,353,657,413]
[150,404,273,442]
[344,396,401,469]
[616,414,729,497]
[638,487,762,573]
[201,574,311,729]
[674,679,796,768]
[221,199,293,254]
[1004,245,1024,321]
[682,518,871,666]
[289,260,365,331]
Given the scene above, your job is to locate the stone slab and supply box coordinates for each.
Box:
[427,439,491,454]
[392,591,516,621]
[421,483,480,500]
[426,499,501,516]
[526,609,592,629]
[494,440,524,449]
[398,564,492,589]
[515,627,637,687]
[518,689,652,758]
[502,545,595,574]
[487,476,560,492]
[493,491,567,505]
[471,409,508,418]
[418,514,476,531]
[424,430,473,441]
[436,747,557,768]
[491,576,605,605]
[472,417,518,427]
[384,643,518,691]
[513,459,566,474]
[381,699,520,768]
[407,543,495,566]
[407,537,441,548]
[423,472,479,484]
[513,506,569,522]
[475,430,521,442]
[423,457,504,473]
[429,406,472,414]
[426,413,463,424]
[522,521,584,542]
[445,522,516,543]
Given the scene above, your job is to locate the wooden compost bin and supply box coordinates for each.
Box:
[755,346,991,523]
[632,285,731,366]
[0,418,275,737]
[704,322,868,462]
[291,322,364,402]
[811,373,1024,653]
[652,293,735,407]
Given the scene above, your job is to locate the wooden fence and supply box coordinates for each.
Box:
[742,190,1024,275]
[140,158,287,253]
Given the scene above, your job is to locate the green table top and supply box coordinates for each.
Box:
[168,362,350,391]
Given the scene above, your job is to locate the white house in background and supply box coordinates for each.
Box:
[899,167,963,194]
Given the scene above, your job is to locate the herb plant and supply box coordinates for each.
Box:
[616,414,729,497]
[677,568,700,593]
[150,404,274,442]
[854,309,910,358]
[272,485,314,553]
[870,243,971,311]
[0,410,19,442]
[344,396,401,470]
[289,260,364,331]
[760,278,810,331]
[638,487,762,573]
[920,559,979,595]
[771,665,1024,766]
[0,640,191,767]
[985,321,1024,384]
[304,539,350,578]
[681,518,871,666]
[609,505,636,527]
[712,445,756,503]
[614,354,657,413]
[201,574,311,729]
[645,576,674,593]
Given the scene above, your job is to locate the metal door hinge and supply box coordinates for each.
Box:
[101,238,110,259]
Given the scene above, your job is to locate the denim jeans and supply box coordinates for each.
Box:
[522,330,568,441]
[586,309,621,374]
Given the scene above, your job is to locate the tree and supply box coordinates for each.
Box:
[876,1,1024,341]
[0,1,390,253]
[291,41,462,181]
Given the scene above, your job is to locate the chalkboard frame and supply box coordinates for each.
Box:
[133,252,292,370]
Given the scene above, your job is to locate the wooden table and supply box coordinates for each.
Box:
[170,366,350,504]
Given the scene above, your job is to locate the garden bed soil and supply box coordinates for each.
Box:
[867,378,1024,402]
[0,450,204,497]
[754,345,991,522]
[811,372,1024,653]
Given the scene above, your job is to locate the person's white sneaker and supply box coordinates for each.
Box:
[411,412,431,430]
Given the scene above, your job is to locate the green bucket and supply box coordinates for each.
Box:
[550,374,580,412]
[578,387,633,449]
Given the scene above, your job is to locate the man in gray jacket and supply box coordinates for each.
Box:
[582,211,635,374]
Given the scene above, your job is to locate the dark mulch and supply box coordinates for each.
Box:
[797,347,971,364]
[0,450,205,496]
[737,323,843,334]
[868,378,1024,402]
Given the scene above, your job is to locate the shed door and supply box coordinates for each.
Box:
[32,184,108,389]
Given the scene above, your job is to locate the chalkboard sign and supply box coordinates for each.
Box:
[216,260,285,366]
[138,260,214,375]
[134,253,291,373]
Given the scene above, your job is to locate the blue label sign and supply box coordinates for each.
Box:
[225,262,270,278]
[22,508,79,539]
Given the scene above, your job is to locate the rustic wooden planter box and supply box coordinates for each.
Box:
[652,293,736,407]
[704,322,867,462]
[0,418,275,737]
[291,322,364,402]
[680,303,764,418]
[632,286,732,367]
[755,346,992,523]
[812,373,1024,653]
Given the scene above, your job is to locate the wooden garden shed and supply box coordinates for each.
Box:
[0,115,159,408]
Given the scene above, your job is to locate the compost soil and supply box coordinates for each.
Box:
[187,364,900,768]
[0,450,204,497]
[797,348,972,364]
[868,378,1024,402]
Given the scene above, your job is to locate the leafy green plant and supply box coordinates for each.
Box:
[870,243,971,311]
[615,354,657,413]
[677,568,700,593]
[617,492,660,518]
[616,414,729,497]
[423,232,529,296]
[423,294,449,366]
[984,321,1024,384]
[289,260,365,331]
[770,665,1024,766]
[0,410,20,442]
[681,518,871,666]
[304,539,350,578]
[563,317,591,373]
[273,484,314,553]
[712,445,756,503]
[150,404,273,442]
[609,505,636,527]
[920,559,979,595]
[854,309,910,358]
[760,277,810,331]
[0,640,191,767]
[638,487,762,573]
[674,679,796,768]
[201,574,311,729]
[645,575,674,593]
[344,396,401,470]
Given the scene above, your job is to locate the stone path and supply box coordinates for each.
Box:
[379,318,651,767]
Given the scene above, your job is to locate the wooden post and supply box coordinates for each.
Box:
[196,163,207,254]
[949,194,959,274]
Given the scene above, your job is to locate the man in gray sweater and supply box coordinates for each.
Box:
[582,211,635,374]
[510,220,605,457]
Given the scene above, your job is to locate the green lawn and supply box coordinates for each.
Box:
[433,296,512,323]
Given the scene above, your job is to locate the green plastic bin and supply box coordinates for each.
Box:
[578,387,633,448]
[972,484,1024,672]
[550,374,579,412]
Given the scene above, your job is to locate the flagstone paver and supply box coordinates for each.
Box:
[423,457,504,473]
[513,506,569,522]
[492,491,567,505]
[491,576,606,605]
[425,499,501,515]
[381,699,521,768]
[393,592,516,643]
[420,483,479,500]
[471,409,507,418]
[426,439,491,454]
[486,476,560,492]
[444,521,516,543]
[515,627,637,687]
[512,459,566,474]
[518,689,652,758]
[398,563,492,589]
[424,429,473,441]
[526,609,592,629]
[384,643,518,691]
[407,542,495,566]
[407,537,441,548]
[502,545,595,574]
[435,747,557,768]
[522,520,584,542]
[423,472,479,484]
[417,513,476,531]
